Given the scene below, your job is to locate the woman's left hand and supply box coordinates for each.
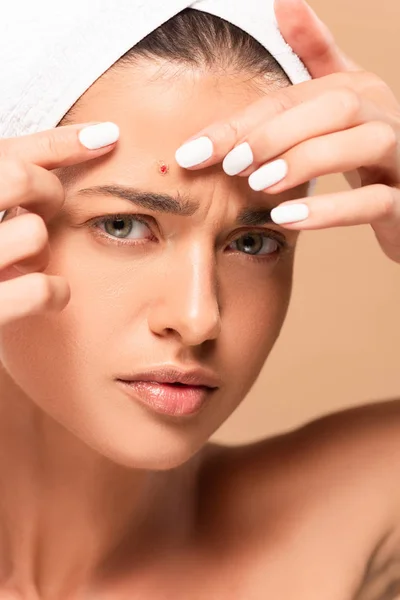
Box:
[175,0,400,263]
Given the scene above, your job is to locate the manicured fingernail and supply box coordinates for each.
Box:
[223,142,254,176]
[248,159,288,191]
[78,122,120,150]
[175,137,214,168]
[271,204,310,224]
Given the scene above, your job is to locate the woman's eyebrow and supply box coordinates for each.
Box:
[75,184,273,226]
[76,184,198,216]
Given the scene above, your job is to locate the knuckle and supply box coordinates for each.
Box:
[368,122,397,153]
[271,89,297,114]
[211,119,242,154]
[36,131,61,161]
[374,184,395,217]
[333,88,361,119]
[221,119,241,146]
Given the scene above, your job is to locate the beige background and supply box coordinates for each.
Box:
[214,0,400,444]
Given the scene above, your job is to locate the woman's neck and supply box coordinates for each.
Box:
[0,366,201,599]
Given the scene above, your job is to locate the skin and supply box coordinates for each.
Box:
[0,0,399,598]
[187,0,400,263]
[0,48,305,598]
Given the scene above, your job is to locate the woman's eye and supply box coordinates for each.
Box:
[98,216,152,240]
[229,232,280,256]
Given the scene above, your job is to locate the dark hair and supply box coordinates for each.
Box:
[117,9,289,83]
[60,9,289,125]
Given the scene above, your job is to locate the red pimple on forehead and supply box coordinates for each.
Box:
[158,161,169,175]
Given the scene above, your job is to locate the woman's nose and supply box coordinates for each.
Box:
[147,251,221,347]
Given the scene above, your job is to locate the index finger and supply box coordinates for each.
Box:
[0,121,120,170]
[174,72,368,171]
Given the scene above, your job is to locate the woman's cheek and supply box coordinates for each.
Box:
[220,256,294,370]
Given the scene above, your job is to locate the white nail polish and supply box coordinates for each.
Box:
[223,142,254,176]
[271,204,310,225]
[78,122,120,150]
[248,159,288,192]
[175,137,213,168]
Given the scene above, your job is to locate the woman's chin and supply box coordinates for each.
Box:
[55,408,210,471]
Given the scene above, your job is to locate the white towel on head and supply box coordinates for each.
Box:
[0,0,310,139]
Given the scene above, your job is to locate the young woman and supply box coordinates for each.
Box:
[0,0,399,597]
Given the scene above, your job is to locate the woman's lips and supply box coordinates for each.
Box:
[116,380,215,417]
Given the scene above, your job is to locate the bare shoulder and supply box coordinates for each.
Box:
[198,400,400,596]
[200,398,400,532]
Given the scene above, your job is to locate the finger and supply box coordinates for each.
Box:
[0,273,70,326]
[274,0,361,78]
[0,212,50,274]
[223,89,382,177]
[248,121,398,194]
[0,121,120,170]
[0,160,65,221]
[267,185,400,230]
[175,72,373,171]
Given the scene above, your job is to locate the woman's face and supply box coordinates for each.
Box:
[0,60,306,469]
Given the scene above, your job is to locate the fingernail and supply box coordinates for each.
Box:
[223,142,254,176]
[78,122,120,150]
[271,204,309,224]
[175,137,214,168]
[248,159,288,191]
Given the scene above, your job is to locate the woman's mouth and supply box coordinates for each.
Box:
[115,367,220,418]
[116,380,216,417]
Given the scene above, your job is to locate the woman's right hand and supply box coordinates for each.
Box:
[0,122,119,326]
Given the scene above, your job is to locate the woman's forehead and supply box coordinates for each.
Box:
[68,60,268,144]
[59,63,264,184]
[59,63,305,210]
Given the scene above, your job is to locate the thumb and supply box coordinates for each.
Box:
[274,0,361,78]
